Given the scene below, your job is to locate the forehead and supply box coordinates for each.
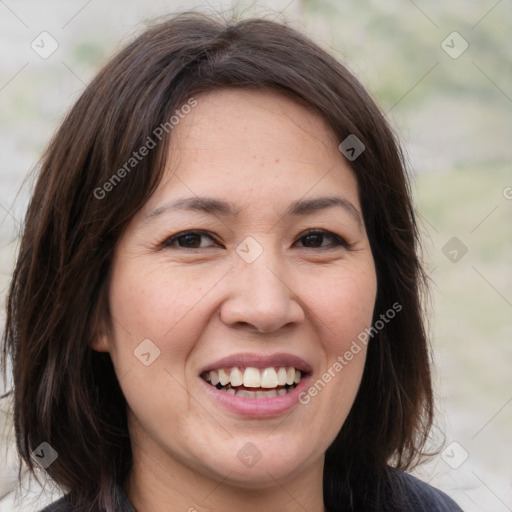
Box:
[171,87,338,162]
[142,88,360,215]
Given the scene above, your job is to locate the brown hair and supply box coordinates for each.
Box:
[2,12,434,511]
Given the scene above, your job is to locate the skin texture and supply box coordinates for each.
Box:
[92,88,378,512]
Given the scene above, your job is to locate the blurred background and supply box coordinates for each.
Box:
[1,1,511,511]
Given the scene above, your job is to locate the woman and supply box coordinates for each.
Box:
[2,12,463,512]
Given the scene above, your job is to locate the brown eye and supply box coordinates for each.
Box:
[296,230,349,249]
[162,230,217,249]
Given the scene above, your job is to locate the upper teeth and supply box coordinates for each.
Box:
[204,366,301,388]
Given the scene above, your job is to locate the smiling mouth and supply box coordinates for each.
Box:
[201,366,303,398]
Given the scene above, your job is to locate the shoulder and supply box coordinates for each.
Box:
[390,471,463,511]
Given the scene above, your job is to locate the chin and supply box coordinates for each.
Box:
[205,438,318,488]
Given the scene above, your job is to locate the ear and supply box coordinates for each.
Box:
[90,332,110,352]
[90,280,112,353]
[89,301,111,353]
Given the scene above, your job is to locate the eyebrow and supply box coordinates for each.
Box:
[143,195,362,225]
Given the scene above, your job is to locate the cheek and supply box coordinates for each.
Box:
[293,264,377,449]
[107,258,223,356]
[105,260,205,435]
[309,263,377,352]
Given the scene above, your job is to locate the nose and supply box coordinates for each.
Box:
[219,254,305,333]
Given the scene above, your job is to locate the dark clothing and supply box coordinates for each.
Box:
[39,471,463,511]
[388,472,463,511]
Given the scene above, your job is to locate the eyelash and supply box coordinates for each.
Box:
[160,229,350,251]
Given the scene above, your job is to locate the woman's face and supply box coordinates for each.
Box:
[96,88,377,491]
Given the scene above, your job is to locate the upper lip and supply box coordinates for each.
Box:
[199,352,312,375]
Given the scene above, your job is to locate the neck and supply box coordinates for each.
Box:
[125,436,326,512]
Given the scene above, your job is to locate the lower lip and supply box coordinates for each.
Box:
[200,376,311,418]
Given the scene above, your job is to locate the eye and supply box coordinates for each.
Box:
[161,230,218,249]
[295,229,349,249]
[160,229,349,251]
